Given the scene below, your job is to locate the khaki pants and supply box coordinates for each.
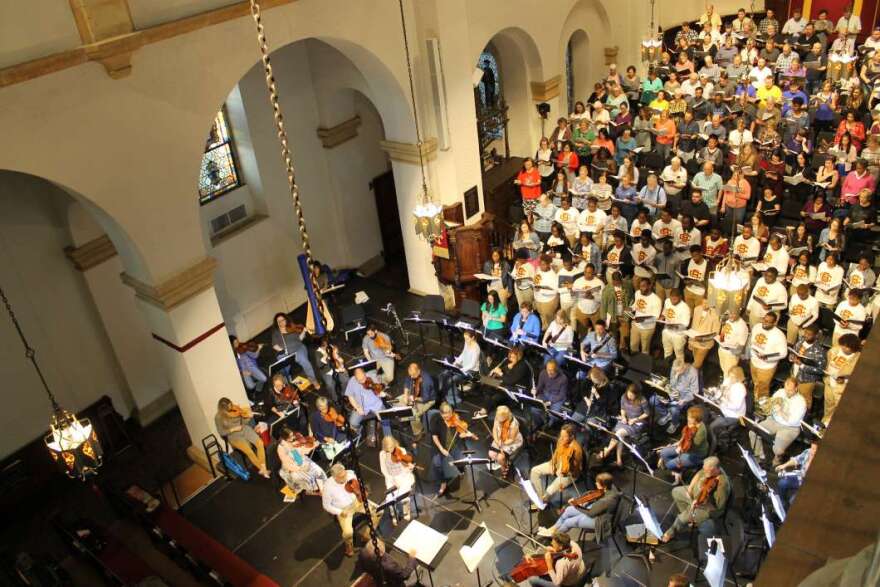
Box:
[718,348,740,376]
[786,320,802,345]
[750,364,777,401]
[337,501,379,546]
[377,357,396,384]
[529,460,574,499]
[654,282,669,303]
[684,289,704,311]
[409,399,433,436]
[670,485,713,535]
[229,428,266,471]
[823,376,847,426]
[662,328,687,359]
[534,298,559,330]
[611,318,631,352]
[630,326,655,354]
[750,419,800,459]
[690,343,713,368]
[571,306,600,337]
[796,381,816,411]
[515,287,534,308]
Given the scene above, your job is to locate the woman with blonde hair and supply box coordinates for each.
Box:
[488,406,524,478]
[379,436,415,523]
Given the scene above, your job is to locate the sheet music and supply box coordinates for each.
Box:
[634,496,663,539]
[517,470,547,510]
[768,488,786,522]
[738,444,768,484]
[394,520,448,566]
[703,537,727,587]
[459,523,495,574]
[761,506,776,547]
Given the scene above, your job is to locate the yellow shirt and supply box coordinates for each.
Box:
[756,85,782,108]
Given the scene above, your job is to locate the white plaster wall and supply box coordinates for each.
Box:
[0,0,81,69]
[0,172,133,459]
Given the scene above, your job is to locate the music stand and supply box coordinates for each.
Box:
[393,519,449,587]
[515,467,546,536]
[760,505,775,548]
[459,523,494,587]
[452,450,491,512]
[376,485,420,526]
[629,496,663,566]
[269,352,299,378]
[702,537,728,587]
[346,359,377,375]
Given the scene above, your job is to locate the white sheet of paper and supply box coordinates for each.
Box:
[635,496,663,539]
[703,542,727,587]
[768,488,787,522]
[459,523,495,574]
[519,475,547,511]
[394,520,448,566]
[738,443,768,484]
[761,507,776,548]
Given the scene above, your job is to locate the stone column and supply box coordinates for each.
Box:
[64,234,172,425]
[121,257,249,459]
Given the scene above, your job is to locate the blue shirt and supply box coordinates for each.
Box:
[509,312,542,343]
[615,185,638,205]
[404,372,436,403]
[639,185,667,214]
[670,365,699,405]
[345,377,385,413]
[536,370,568,407]
[581,331,618,369]
[235,350,261,374]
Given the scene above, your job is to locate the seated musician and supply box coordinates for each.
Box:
[707,366,747,439]
[542,310,574,366]
[310,396,347,448]
[775,440,819,509]
[823,333,862,427]
[399,361,436,441]
[510,301,542,344]
[573,367,619,428]
[229,335,266,396]
[537,472,620,538]
[439,329,481,405]
[271,313,319,387]
[529,424,584,503]
[596,383,649,468]
[362,323,399,384]
[488,406,524,479]
[316,336,348,403]
[529,359,569,436]
[378,436,416,523]
[269,374,307,433]
[475,346,531,418]
[661,456,730,542]
[749,378,807,466]
[214,398,270,479]
[649,358,699,434]
[579,319,617,373]
[322,463,380,557]
[277,426,326,501]
[518,531,586,587]
[345,368,392,446]
[789,324,826,411]
[429,402,477,497]
[658,406,709,485]
[356,526,418,587]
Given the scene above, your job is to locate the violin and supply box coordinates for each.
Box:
[570,488,605,508]
[390,446,414,465]
[509,549,578,583]
[344,478,367,503]
[362,376,386,397]
[277,384,301,404]
[443,413,478,439]
[226,403,254,419]
[321,407,346,428]
[290,431,316,450]
[235,340,260,355]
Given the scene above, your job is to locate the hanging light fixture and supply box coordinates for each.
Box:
[0,286,102,481]
[707,150,750,314]
[398,0,444,242]
[640,0,663,65]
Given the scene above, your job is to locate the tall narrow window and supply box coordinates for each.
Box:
[198,108,241,204]
[565,39,574,116]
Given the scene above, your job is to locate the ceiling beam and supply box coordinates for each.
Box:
[0,0,297,88]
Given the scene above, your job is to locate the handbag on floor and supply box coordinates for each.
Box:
[220,450,250,481]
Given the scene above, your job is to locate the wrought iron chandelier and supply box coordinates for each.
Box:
[640,0,663,65]
[398,0,444,242]
[0,285,102,480]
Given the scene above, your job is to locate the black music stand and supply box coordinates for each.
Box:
[452,450,491,512]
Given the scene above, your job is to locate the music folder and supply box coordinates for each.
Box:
[378,405,414,421]
[346,359,377,374]
[269,352,299,377]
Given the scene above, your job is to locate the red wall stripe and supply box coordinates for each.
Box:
[152,322,226,353]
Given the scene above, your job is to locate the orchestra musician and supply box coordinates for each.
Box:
[510,301,542,344]
[579,319,617,372]
[378,436,416,523]
[230,335,267,396]
[529,424,584,503]
[356,526,418,587]
[515,531,586,587]
[277,426,326,501]
[775,440,819,509]
[438,329,481,405]
[310,396,347,452]
[749,378,807,466]
[362,323,399,384]
[542,310,575,366]
[214,398,270,478]
[488,406,524,479]
[475,346,531,418]
[529,359,569,436]
[537,472,620,539]
[269,374,307,433]
[316,336,348,403]
[322,463,380,557]
[270,313,319,387]
[429,402,477,497]
[596,383,649,468]
[707,366,747,440]
[661,456,730,542]
[400,362,437,440]
[658,406,709,485]
[650,358,699,434]
[345,368,392,447]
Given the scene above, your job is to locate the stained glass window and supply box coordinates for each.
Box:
[198,108,241,204]
[566,39,575,116]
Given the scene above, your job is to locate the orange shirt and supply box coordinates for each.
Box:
[654,118,677,145]
[721,179,751,209]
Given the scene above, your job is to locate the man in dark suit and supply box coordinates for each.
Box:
[356,527,418,587]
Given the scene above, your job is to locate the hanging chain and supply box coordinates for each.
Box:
[247,0,383,571]
[397,0,429,200]
[0,284,59,409]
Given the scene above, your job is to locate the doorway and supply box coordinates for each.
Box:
[371,170,409,288]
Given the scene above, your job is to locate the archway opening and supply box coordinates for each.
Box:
[565,30,591,116]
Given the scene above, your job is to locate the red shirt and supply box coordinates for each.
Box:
[556,152,580,174]
[518,168,542,200]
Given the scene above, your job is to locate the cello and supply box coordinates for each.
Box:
[508,549,578,583]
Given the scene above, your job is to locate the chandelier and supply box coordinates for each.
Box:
[640,0,663,64]
[398,0,444,242]
[0,285,102,481]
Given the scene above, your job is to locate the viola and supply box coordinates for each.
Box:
[226,404,254,419]
[321,407,346,428]
[362,376,386,397]
[345,478,367,503]
[290,431,316,450]
[277,385,301,404]
[509,550,578,583]
[235,340,260,355]
[570,488,605,508]
[443,413,478,439]
[390,447,414,465]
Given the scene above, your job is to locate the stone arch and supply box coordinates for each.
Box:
[559,0,613,96]
[565,29,591,115]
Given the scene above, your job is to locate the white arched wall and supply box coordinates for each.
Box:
[566,30,591,115]
[558,0,612,95]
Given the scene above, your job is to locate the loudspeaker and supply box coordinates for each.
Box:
[536,102,551,118]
